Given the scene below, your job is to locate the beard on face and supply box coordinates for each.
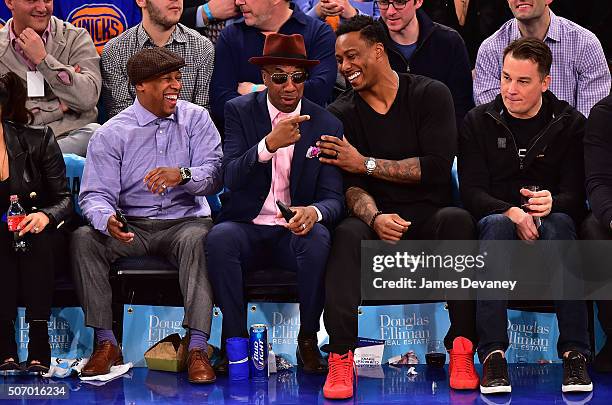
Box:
[146,1,180,29]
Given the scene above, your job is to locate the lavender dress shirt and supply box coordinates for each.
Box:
[79,98,223,234]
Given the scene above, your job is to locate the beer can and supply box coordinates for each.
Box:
[249,324,269,380]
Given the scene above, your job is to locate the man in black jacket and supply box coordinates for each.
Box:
[421,0,512,66]
[581,93,612,373]
[459,37,592,394]
[317,15,478,399]
[376,0,473,125]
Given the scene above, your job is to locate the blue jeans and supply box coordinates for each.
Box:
[476,213,590,362]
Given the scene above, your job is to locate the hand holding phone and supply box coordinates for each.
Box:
[115,209,129,233]
[276,200,296,222]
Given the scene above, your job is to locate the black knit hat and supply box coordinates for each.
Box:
[127,47,186,85]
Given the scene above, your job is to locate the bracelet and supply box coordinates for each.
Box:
[251,84,259,92]
[369,210,383,228]
[203,3,214,22]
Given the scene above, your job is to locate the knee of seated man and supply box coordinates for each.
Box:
[333,217,371,242]
[477,214,515,237]
[206,221,246,251]
[579,213,610,240]
[539,212,575,240]
[477,213,513,229]
[436,207,475,232]
[292,223,331,252]
[303,223,331,245]
[70,225,98,251]
[174,219,212,242]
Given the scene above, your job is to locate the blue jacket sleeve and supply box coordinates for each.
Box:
[312,124,345,226]
[210,28,241,122]
[303,23,337,106]
[222,100,270,190]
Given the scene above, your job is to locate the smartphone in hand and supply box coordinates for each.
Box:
[276,200,296,222]
[115,209,129,232]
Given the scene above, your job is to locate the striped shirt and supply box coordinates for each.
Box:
[474,10,611,117]
[79,98,223,234]
[101,23,214,119]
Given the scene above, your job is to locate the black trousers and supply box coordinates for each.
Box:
[323,207,478,354]
[580,213,612,338]
[0,224,60,322]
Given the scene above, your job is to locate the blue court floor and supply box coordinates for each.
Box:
[1,364,611,404]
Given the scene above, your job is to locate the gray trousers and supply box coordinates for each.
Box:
[57,123,100,157]
[70,217,214,333]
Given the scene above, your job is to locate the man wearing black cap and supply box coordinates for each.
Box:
[72,47,223,384]
[206,33,344,375]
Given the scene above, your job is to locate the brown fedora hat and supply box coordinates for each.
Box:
[249,33,320,67]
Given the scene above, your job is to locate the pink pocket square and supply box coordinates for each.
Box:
[306,146,321,159]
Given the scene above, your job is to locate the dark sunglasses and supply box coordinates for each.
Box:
[376,0,409,10]
[267,71,308,85]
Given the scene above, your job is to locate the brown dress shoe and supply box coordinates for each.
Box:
[188,349,216,383]
[297,336,328,374]
[82,341,123,377]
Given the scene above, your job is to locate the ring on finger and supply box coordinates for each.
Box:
[34,226,39,232]
[161,184,167,189]
[301,223,306,230]
[335,150,339,158]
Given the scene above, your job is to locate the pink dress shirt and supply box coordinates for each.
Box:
[252,97,321,226]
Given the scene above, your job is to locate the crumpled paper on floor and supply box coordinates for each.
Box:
[80,362,133,382]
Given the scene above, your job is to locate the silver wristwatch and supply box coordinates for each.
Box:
[365,157,377,176]
[179,167,192,185]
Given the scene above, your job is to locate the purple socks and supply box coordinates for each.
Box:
[188,329,209,352]
[95,328,117,346]
[95,328,208,352]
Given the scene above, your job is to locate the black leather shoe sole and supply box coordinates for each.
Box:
[213,356,228,375]
[25,362,50,374]
[0,359,20,371]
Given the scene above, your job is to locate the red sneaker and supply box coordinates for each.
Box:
[449,337,479,390]
[323,351,356,399]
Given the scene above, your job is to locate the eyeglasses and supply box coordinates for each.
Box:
[376,0,409,10]
[266,71,308,85]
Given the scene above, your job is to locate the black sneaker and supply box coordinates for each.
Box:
[562,351,593,392]
[480,352,511,394]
